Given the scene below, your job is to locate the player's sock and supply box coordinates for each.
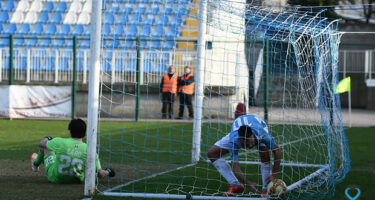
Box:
[213,158,241,186]
[261,162,272,190]
[34,150,44,166]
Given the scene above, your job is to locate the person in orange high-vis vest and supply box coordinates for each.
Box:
[160,66,178,119]
[177,66,195,119]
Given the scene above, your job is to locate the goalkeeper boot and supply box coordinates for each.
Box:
[222,184,244,196]
[31,153,39,172]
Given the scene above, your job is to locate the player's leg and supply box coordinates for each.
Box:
[186,94,194,118]
[177,94,185,118]
[161,92,168,119]
[259,145,272,195]
[208,145,243,195]
[168,93,174,119]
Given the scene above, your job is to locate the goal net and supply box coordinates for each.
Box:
[94,0,350,199]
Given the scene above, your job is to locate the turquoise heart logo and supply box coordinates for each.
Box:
[345,185,361,200]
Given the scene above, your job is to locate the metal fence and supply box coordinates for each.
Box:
[0,47,373,84]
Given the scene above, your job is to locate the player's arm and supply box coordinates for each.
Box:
[271,144,281,177]
[232,161,259,193]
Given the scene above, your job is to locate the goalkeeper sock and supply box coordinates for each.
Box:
[213,158,241,186]
[34,150,44,166]
[261,162,272,190]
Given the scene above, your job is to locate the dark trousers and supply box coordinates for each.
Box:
[161,92,175,119]
[178,93,194,118]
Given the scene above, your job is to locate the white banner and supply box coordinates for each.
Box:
[0,85,71,118]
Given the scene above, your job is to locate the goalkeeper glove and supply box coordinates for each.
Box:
[105,168,115,177]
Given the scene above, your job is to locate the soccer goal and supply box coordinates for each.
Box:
[85,0,350,199]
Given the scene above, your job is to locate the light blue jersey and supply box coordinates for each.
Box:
[227,115,276,161]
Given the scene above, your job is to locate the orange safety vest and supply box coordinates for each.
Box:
[179,74,195,95]
[162,73,178,94]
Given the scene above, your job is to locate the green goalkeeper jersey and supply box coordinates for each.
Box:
[45,137,101,183]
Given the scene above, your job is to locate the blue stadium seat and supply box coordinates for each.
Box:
[145,14,156,25]
[131,14,143,25]
[123,3,134,14]
[46,23,57,35]
[105,13,116,24]
[0,38,9,47]
[140,38,148,49]
[40,37,52,47]
[51,13,63,24]
[118,13,130,24]
[176,6,188,15]
[153,25,165,37]
[103,24,112,36]
[114,24,125,36]
[163,40,175,50]
[5,23,17,35]
[19,24,31,34]
[0,11,10,23]
[171,14,184,26]
[80,38,90,48]
[54,38,66,47]
[56,2,68,12]
[161,5,173,15]
[107,40,121,48]
[43,2,54,12]
[14,36,25,47]
[135,4,147,14]
[140,25,151,38]
[126,24,138,37]
[60,24,71,35]
[31,23,44,35]
[73,24,85,35]
[166,25,180,38]
[150,40,161,50]
[4,0,15,12]
[0,24,3,34]
[148,4,160,15]
[38,11,49,23]
[27,37,39,47]
[157,14,169,25]
[123,37,136,49]
[109,3,121,13]
[179,0,191,4]
[166,0,178,3]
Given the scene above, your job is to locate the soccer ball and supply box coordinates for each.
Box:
[267,179,287,196]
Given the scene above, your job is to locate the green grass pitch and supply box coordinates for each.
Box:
[0,119,374,200]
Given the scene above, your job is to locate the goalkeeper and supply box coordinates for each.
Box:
[30,118,115,183]
[207,115,281,196]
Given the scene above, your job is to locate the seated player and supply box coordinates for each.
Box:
[30,118,115,183]
[207,115,282,196]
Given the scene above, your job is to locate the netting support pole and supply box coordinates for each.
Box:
[136,37,141,122]
[84,0,102,197]
[192,0,207,164]
[72,36,77,119]
[9,35,13,85]
[263,39,269,123]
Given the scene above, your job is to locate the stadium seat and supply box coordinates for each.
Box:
[140,24,152,38]
[82,1,91,13]
[24,12,38,23]
[5,23,17,35]
[0,38,9,46]
[69,1,82,13]
[26,37,39,47]
[59,24,71,35]
[73,24,85,35]
[103,24,112,36]
[38,11,49,23]
[51,12,63,23]
[31,23,44,35]
[123,3,134,14]
[19,24,31,34]
[148,4,160,15]
[29,0,42,12]
[134,4,147,14]
[131,14,143,25]
[77,12,90,25]
[105,13,116,24]
[56,2,68,12]
[109,3,121,13]
[40,37,52,47]
[166,0,178,3]
[16,0,29,12]
[179,0,191,4]
[157,14,169,25]
[176,6,188,15]
[80,38,90,48]
[107,40,121,48]
[163,40,176,50]
[114,24,125,36]
[153,25,165,37]
[0,24,4,34]
[43,2,54,12]
[150,40,161,50]
[4,0,15,12]
[0,11,10,23]
[11,11,24,23]
[126,24,138,37]
[118,13,130,24]
[54,38,66,47]
[123,37,136,49]
[166,25,180,37]
[171,14,184,26]
[64,12,77,24]
[46,23,57,35]
[145,14,156,25]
